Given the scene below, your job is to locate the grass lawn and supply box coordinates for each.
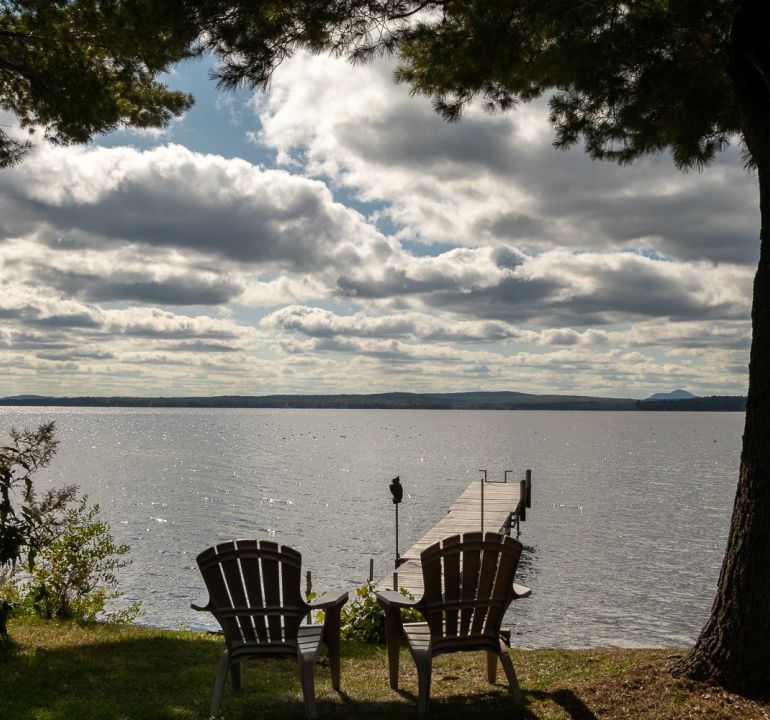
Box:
[1,618,768,719]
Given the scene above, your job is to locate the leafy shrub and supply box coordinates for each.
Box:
[19,498,140,623]
[340,583,422,644]
[1,423,140,628]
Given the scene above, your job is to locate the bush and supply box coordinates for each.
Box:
[340,583,422,644]
[19,498,140,623]
[1,423,139,628]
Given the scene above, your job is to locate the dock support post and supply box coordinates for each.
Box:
[395,503,400,567]
[519,479,527,523]
[526,469,532,508]
[369,558,374,583]
[306,570,312,624]
[479,469,487,532]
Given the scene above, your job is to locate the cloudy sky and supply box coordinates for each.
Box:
[0,52,758,398]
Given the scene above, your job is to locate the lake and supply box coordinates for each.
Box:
[0,406,742,648]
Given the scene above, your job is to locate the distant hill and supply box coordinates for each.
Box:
[646,389,699,401]
[637,395,746,411]
[0,391,746,411]
[2,394,50,401]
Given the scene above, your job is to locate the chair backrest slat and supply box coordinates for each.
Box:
[258,541,283,641]
[280,548,303,641]
[238,540,268,641]
[470,535,501,635]
[459,532,482,635]
[220,550,256,643]
[198,545,242,642]
[442,535,462,637]
[421,541,444,637]
[485,537,520,635]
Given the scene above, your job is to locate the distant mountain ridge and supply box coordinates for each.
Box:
[2,394,49,400]
[0,391,746,411]
[646,389,698,401]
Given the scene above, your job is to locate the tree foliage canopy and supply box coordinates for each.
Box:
[0,0,200,166]
[2,1,749,172]
[198,0,741,169]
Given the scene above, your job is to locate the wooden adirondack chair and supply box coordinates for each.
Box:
[376,532,528,718]
[192,539,348,719]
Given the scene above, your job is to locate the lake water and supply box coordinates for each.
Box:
[0,406,742,648]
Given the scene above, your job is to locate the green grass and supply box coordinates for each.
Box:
[1,619,768,720]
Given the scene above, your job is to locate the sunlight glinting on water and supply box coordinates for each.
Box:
[0,406,741,648]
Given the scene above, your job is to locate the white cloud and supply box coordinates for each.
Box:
[0,142,389,272]
[0,55,757,398]
[255,52,759,264]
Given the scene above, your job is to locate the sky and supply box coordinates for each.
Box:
[0,52,759,399]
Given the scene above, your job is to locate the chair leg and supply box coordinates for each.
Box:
[486,650,498,683]
[323,603,342,690]
[415,654,432,719]
[384,605,402,690]
[209,650,230,719]
[299,653,318,720]
[498,645,523,712]
[230,661,242,692]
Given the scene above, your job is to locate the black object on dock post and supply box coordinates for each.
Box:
[389,476,403,568]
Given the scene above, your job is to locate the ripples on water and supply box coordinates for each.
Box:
[0,407,741,648]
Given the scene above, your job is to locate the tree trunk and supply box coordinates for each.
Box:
[671,0,770,696]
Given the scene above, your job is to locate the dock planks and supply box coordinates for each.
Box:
[375,481,529,597]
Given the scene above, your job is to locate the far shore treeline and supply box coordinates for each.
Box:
[0,392,746,411]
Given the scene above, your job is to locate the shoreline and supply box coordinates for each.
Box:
[0,392,747,411]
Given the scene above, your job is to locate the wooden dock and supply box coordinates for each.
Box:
[375,475,531,596]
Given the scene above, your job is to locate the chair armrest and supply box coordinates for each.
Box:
[375,589,421,608]
[191,598,212,612]
[512,583,531,599]
[307,589,348,611]
[313,590,347,690]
